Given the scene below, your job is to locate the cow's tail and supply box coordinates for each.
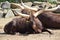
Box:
[42,28,53,34]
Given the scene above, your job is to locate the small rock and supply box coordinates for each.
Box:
[33,1,42,5]
[24,2,33,7]
[11,3,22,9]
[5,9,15,18]
[1,1,10,9]
[0,10,3,18]
[2,9,8,13]
[12,9,22,16]
[32,5,40,9]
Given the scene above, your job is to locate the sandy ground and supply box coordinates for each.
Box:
[0,17,60,40]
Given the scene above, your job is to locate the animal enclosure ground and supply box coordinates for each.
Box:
[0,17,60,40]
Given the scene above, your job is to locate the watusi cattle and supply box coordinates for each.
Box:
[4,12,45,34]
[21,0,60,29]
[21,8,52,34]
[37,11,60,29]
[4,17,34,34]
[4,18,43,35]
[4,0,53,35]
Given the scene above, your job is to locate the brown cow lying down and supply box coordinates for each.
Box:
[4,17,44,34]
[4,17,52,35]
[4,17,34,34]
[37,11,60,29]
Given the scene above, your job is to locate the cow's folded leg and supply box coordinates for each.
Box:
[33,17,44,33]
[32,21,42,33]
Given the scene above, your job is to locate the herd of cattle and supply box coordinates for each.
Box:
[4,0,60,35]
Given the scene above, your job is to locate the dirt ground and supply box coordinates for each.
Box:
[0,17,60,40]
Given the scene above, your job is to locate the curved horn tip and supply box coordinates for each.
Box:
[21,0,38,11]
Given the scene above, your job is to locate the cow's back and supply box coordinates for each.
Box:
[38,12,60,29]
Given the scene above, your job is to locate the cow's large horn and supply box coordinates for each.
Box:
[17,12,30,18]
[21,0,38,11]
[45,5,60,11]
[33,10,44,17]
[34,5,60,17]
[11,3,24,9]
[12,9,30,18]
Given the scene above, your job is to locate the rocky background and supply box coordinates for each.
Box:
[0,0,60,18]
[0,0,60,40]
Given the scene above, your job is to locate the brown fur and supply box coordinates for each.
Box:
[4,10,45,34]
[4,16,44,35]
[21,10,52,34]
[4,17,35,34]
[38,11,60,29]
